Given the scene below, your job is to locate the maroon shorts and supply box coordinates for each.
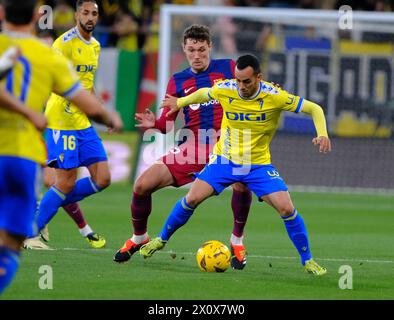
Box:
[161,142,213,187]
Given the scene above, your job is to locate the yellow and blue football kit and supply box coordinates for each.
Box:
[0,31,81,238]
[44,27,107,169]
[142,79,329,273]
[171,79,328,197]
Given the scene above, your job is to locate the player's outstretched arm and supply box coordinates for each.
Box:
[0,87,47,131]
[161,88,211,117]
[70,89,123,132]
[301,99,332,153]
[135,108,156,129]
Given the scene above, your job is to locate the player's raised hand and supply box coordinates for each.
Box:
[160,94,179,117]
[107,111,123,133]
[312,136,331,153]
[135,108,156,129]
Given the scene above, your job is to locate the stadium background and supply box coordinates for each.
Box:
[2,0,394,301]
[15,0,394,192]
[30,0,394,191]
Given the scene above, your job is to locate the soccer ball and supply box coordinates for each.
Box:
[196,240,231,272]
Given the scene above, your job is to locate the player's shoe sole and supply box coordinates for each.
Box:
[113,237,150,263]
[304,259,327,276]
[85,232,106,249]
[23,236,52,250]
[230,243,247,270]
[139,237,166,258]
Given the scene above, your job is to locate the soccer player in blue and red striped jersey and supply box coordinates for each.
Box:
[114,25,251,270]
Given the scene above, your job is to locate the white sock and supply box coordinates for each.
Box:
[131,233,149,244]
[230,233,244,246]
[79,224,93,237]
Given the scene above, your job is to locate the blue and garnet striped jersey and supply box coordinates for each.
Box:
[154,59,235,143]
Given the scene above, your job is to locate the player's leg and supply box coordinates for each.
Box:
[139,178,215,258]
[0,157,37,294]
[261,190,326,275]
[140,155,235,258]
[46,157,91,243]
[36,168,78,232]
[113,162,175,262]
[61,127,110,206]
[229,182,252,270]
[23,167,51,249]
[0,231,23,294]
[57,128,109,248]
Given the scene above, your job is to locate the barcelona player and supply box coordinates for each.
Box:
[35,0,117,248]
[140,54,331,276]
[27,0,109,250]
[114,25,252,270]
[0,0,122,294]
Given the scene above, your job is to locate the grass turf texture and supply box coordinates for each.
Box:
[3,185,394,300]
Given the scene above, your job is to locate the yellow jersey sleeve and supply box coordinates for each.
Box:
[272,88,304,113]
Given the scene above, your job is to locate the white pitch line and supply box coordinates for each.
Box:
[58,247,394,264]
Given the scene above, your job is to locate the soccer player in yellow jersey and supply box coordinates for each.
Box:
[33,0,109,249]
[0,0,122,294]
[140,54,331,276]
[35,0,114,249]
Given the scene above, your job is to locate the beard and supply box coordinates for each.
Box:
[79,20,96,33]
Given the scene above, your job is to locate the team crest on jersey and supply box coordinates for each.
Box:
[78,48,82,54]
[258,99,264,109]
[229,98,234,104]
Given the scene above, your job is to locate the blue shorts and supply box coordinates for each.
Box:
[197,155,288,199]
[46,126,108,169]
[0,156,40,237]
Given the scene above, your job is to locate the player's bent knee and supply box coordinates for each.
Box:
[185,194,204,208]
[278,205,295,216]
[95,175,111,190]
[133,176,154,196]
[56,179,76,194]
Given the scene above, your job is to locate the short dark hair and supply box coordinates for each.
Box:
[4,0,37,25]
[76,0,98,11]
[183,24,211,45]
[235,54,261,74]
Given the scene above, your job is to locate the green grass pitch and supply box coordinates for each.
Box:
[3,184,394,300]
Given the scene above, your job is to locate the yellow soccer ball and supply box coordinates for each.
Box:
[196,240,231,272]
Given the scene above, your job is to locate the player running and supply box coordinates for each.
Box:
[114,25,252,270]
[140,54,331,276]
[34,0,120,248]
[0,0,121,294]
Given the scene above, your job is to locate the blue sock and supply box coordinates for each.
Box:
[63,177,102,206]
[0,247,20,295]
[159,197,195,241]
[282,209,312,265]
[36,186,66,231]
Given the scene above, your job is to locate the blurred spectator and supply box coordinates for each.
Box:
[211,0,238,57]
[96,0,121,47]
[142,9,160,53]
[112,8,139,51]
[53,0,75,37]
[335,0,388,11]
